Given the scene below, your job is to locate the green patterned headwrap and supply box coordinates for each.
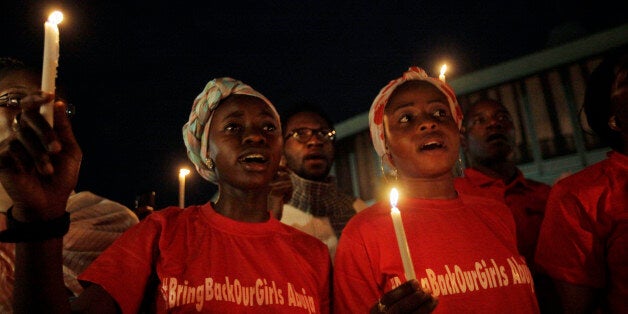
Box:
[182,77,279,184]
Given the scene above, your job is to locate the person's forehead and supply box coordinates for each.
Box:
[215,95,274,118]
[468,100,509,116]
[286,111,329,129]
[387,83,445,111]
[393,80,440,97]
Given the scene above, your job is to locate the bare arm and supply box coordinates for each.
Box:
[14,237,119,314]
[13,238,68,313]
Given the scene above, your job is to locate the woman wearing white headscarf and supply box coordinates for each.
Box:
[333,67,539,313]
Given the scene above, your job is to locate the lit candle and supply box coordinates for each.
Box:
[178,168,190,208]
[439,64,447,82]
[40,11,63,126]
[390,188,416,281]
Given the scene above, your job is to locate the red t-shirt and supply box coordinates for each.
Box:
[333,194,539,313]
[535,151,628,313]
[454,168,550,264]
[79,203,331,313]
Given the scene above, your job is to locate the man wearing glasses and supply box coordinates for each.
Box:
[280,103,367,261]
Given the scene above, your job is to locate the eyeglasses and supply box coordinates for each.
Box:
[0,93,75,118]
[0,93,23,109]
[285,127,336,143]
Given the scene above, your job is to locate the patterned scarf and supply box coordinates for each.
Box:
[287,172,357,238]
[182,77,280,183]
[368,66,463,168]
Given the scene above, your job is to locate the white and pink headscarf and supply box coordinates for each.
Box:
[182,77,280,184]
[368,66,463,167]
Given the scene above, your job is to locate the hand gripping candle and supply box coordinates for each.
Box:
[390,188,416,281]
[40,11,63,126]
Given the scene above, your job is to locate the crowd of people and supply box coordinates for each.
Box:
[0,46,625,313]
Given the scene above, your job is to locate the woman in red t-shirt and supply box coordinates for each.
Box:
[0,77,331,313]
[333,67,539,313]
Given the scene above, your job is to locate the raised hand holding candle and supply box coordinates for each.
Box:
[41,11,63,126]
[439,64,447,82]
[178,168,190,208]
[390,188,416,281]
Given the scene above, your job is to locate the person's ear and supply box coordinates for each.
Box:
[386,152,395,167]
[383,143,396,167]
[608,115,620,131]
[279,154,287,167]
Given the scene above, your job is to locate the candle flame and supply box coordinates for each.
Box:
[440,64,447,77]
[179,168,190,177]
[390,188,399,208]
[48,11,64,25]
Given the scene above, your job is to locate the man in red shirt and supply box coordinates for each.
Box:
[455,98,550,264]
[454,98,556,311]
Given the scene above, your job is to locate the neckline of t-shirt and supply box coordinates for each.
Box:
[199,202,283,236]
[394,196,465,212]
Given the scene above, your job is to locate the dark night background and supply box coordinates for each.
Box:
[1,0,625,209]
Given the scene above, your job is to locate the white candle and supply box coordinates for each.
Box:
[439,64,447,82]
[40,11,63,126]
[390,188,416,281]
[178,168,190,208]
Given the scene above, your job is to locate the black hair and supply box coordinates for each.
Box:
[463,98,505,120]
[0,57,29,79]
[280,101,335,134]
[583,47,627,151]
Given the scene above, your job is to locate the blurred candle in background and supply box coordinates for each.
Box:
[439,64,447,82]
[178,168,190,208]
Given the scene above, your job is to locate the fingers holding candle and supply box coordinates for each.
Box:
[0,99,81,221]
[370,280,438,314]
[10,93,63,175]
